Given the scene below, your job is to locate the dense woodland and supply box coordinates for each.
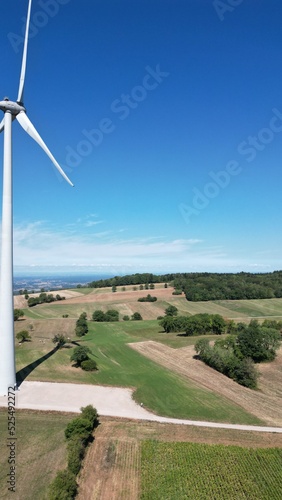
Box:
[88,271,282,301]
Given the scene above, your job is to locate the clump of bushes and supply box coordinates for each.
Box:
[138,294,157,302]
[70,346,97,371]
[92,309,119,322]
[131,312,143,321]
[27,292,65,307]
[81,359,98,371]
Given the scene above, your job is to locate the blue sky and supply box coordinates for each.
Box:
[1,0,282,275]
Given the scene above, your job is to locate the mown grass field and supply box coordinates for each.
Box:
[141,440,282,499]
[0,409,71,500]
[15,320,261,425]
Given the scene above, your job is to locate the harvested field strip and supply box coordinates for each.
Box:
[129,341,282,426]
[141,441,282,500]
[216,298,282,318]
[77,436,139,500]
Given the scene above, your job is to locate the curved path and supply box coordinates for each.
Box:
[1,381,282,433]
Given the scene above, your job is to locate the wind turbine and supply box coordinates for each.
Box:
[0,0,73,396]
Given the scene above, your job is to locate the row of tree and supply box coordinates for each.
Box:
[92,309,143,322]
[88,273,175,288]
[48,405,98,499]
[112,283,157,292]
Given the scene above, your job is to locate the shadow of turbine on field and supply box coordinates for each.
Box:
[16,345,60,386]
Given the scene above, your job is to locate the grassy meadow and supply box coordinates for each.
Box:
[0,409,71,500]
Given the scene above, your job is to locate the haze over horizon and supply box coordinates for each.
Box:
[1,0,282,274]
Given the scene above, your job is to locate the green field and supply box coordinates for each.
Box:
[15,320,262,425]
[141,440,282,499]
[0,409,70,500]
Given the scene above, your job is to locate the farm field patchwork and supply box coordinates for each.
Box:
[18,288,282,322]
[141,440,282,500]
[13,291,282,426]
[75,418,282,500]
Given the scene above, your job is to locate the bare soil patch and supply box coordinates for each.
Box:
[129,341,282,426]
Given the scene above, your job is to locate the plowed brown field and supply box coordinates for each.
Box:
[129,341,282,426]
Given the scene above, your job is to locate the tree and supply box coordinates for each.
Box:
[67,437,85,475]
[92,310,106,322]
[131,312,142,320]
[81,359,98,371]
[104,309,119,322]
[75,325,87,337]
[52,334,67,347]
[80,405,98,427]
[211,314,226,335]
[70,346,92,366]
[112,285,117,292]
[237,321,281,363]
[48,470,77,500]
[123,315,130,321]
[65,417,93,441]
[165,305,178,317]
[14,309,24,321]
[16,330,31,342]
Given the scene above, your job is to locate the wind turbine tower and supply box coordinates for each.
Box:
[0,0,73,396]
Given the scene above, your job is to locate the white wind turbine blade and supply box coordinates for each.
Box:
[0,117,4,133]
[17,0,33,103]
[16,111,74,186]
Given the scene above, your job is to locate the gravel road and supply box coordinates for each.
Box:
[1,381,282,433]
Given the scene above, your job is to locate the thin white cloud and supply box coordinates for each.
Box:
[2,221,280,272]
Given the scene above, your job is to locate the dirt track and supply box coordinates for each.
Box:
[129,341,282,426]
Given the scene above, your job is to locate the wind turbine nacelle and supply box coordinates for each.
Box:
[0,99,25,115]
